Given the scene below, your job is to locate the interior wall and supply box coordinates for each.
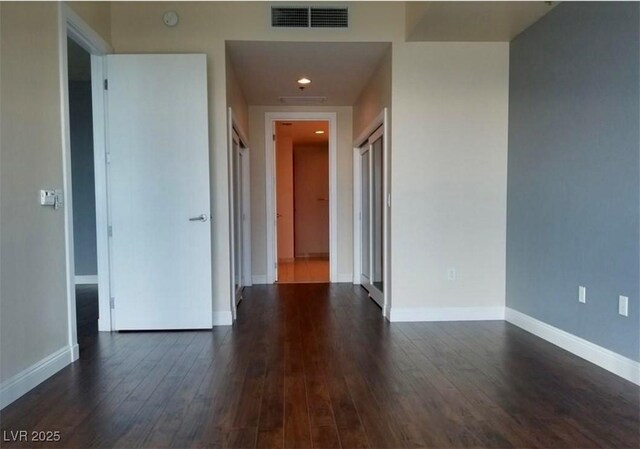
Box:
[353,46,392,139]
[248,106,353,281]
[390,42,509,315]
[507,2,639,360]
[225,50,249,136]
[0,2,71,384]
[276,136,294,261]
[294,144,330,257]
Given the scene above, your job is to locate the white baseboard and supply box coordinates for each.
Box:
[505,308,640,385]
[251,275,268,285]
[337,273,353,283]
[0,345,75,409]
[389,306,505,322]
[212,311,233,326]
[75,275,98,284]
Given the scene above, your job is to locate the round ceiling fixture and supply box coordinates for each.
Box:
[162,11,179,27]
[297,77,312,85]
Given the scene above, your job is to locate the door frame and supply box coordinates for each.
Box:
[228,108,252,320]
[59,3,113,346]
[353,108,391,318]
[265,112,338,284]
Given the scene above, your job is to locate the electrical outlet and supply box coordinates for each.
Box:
[447,268,456,281]
[618,295,629,317]
[578,286,586,304]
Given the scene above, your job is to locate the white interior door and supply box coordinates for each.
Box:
[107,54,212,330]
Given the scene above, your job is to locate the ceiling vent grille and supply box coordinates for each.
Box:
[310,8,348,28]
[271,7,309,27]
[271,6,349,28]
[279,96,328,105]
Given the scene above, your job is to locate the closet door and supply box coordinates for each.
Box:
[358,126,384,307]
[360,148,371,286]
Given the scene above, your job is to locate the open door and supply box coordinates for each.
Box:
[107,54,212,330]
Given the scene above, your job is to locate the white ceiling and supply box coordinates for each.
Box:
[227,41,390,106]
[407,1,558,42]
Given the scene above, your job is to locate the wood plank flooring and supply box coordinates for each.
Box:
[1,284,638,448]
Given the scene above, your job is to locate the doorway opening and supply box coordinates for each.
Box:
[275,120,330,283]
[67,37,99,349]
[265,112,338,284]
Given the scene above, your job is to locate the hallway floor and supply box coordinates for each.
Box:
[277,257,329,283]
[1,284,638,448]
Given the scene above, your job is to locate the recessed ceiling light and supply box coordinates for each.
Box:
[297,77,312,85]
[315,130,325,134]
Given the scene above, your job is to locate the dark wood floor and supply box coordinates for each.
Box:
[1,284,638,448]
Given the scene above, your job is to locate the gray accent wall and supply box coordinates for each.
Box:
[507,2,639,360]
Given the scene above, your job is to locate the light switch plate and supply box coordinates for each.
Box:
[619,295,629,317]
[578,286,586,303]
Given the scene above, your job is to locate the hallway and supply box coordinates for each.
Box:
[1,284,638,448]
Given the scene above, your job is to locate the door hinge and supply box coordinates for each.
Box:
[273,134,276,141]
[104,79,109,90]
[274,262,278,269]
[110,297,115,309]
[107,225,113,237]
[105,152,111,164]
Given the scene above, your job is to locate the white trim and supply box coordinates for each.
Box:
[64,4,112,55]
[0,345,76,409]
[61,4,114,337]
[354,110,385,148]
[75,275,98,285]
[265,112,338,284]
[337,273,353,283]
[389,306,505,322]
[91,55,113,332]
[252,275,268,284]
[505,308,640,385]
[212,311,234,326]
[58,4,79,366]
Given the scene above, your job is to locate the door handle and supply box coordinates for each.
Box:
[189,214,208,222]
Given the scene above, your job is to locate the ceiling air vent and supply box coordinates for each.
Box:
[279,96,328,105]
[310,8,348,28]
[271,7,310,28]
[271,6,349,28]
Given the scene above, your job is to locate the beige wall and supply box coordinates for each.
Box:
[353,46,392,139]
[67,1,112,44]
[248,106,354,280]
[276,137,294,261]
[390,42,509,314]
[225,50,249,136]
[0,2,70,383]
[294,144,330,257]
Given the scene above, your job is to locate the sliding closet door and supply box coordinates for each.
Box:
[360,149,371,285]
[371,132,384,294]
[232,131,243,305]
[358,125,384,307]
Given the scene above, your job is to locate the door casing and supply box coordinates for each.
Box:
[264,112,338,284]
